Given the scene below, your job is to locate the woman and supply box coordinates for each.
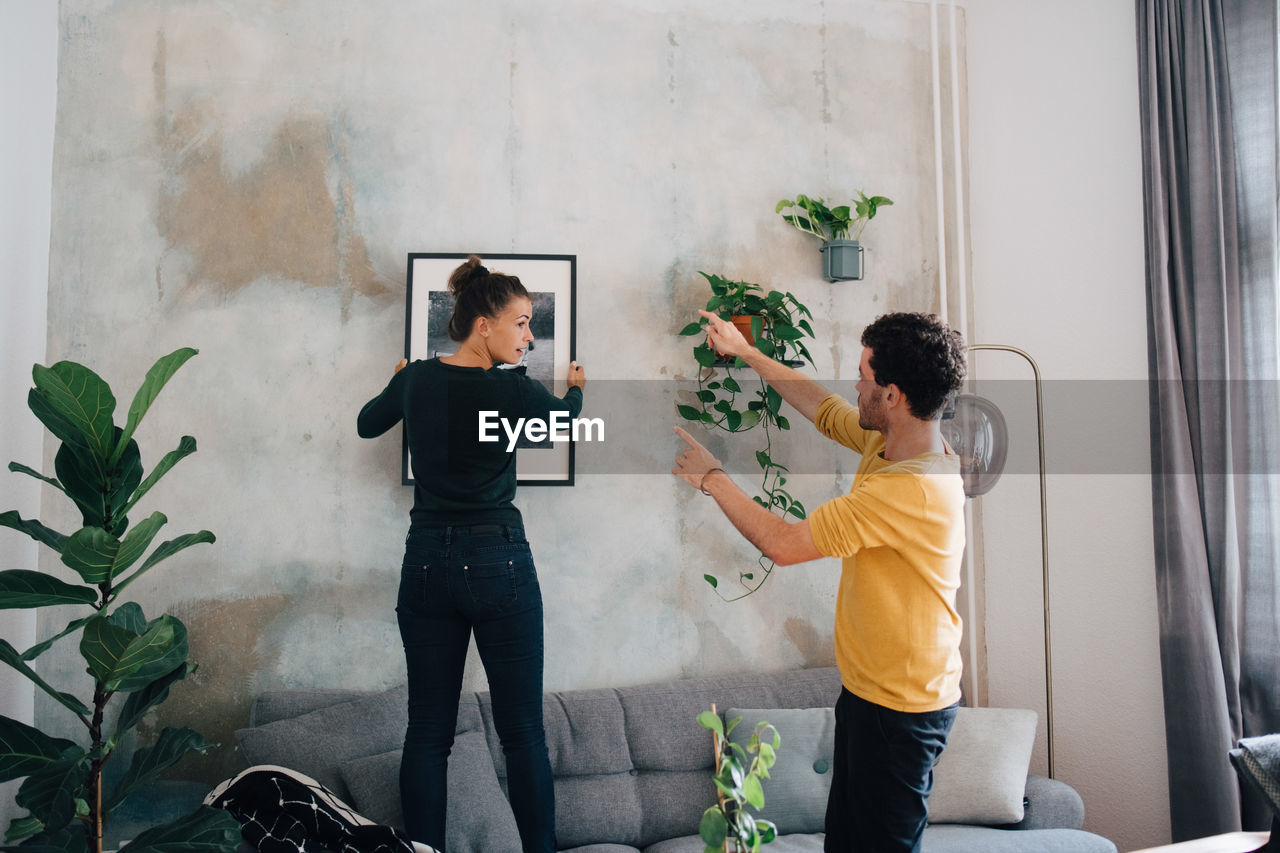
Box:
[357,255,584,853]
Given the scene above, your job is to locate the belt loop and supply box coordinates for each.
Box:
[503,525,511,542]
[444,526,453,547]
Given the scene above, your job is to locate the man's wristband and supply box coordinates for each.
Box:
[699,467,726,496]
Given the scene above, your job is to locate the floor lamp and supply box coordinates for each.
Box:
[942,344,1054,778]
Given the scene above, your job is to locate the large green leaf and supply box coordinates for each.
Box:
[117,436,196,521]
[111,530,216,600]
[0,511,68,554]
[107,439,144,534]
[15,746,88,833]
[698,807,728,848]
[109,348,198,469]
[30,362,117,468]
[60,514,166,586]
[0,571,96,610]
[55,432,143,534]
[114,663,193,739]
[52,443,107,528]
[0,715,78,784]
[108,602,148,635]
[743,773,765,809]
[80,614,188,694]
[120,806,242,853]
[21,617,94,663]
[105,727,214,813]
[59,527,118,585]
[5,463,65,495]
[0,642,91,718]
[5,815,46,843]
[5,823,90,853]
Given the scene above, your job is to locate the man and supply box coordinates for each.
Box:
[672,310,967,853]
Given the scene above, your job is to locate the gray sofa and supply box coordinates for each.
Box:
[222,666,1115,853]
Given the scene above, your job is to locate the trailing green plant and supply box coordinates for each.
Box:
[697,708,781,853]
[0,348,242,853]
[776,191,893,242]
[676,272,816,600]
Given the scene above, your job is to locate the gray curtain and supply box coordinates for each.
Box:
[1137,0,1280,841]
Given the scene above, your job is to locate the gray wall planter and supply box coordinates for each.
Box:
[821,240,864,281]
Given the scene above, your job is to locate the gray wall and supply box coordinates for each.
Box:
[36,0,959,786]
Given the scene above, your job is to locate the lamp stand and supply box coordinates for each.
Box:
[968,344,1053,778]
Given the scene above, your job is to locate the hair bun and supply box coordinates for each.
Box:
[473,265,489,278]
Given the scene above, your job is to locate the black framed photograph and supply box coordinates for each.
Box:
[403,252,577,486]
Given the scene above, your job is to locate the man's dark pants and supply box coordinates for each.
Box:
[824,688,957,852]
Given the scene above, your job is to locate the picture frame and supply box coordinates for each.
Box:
[403,252,578,486]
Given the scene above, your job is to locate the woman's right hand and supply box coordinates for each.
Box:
[567,361,585,389]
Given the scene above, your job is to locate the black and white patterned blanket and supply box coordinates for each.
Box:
[204,765,434,853]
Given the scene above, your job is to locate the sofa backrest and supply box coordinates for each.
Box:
[477,667,842,849]
[238,667,843,850]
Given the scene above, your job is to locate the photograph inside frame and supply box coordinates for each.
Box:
[404,253,577,485]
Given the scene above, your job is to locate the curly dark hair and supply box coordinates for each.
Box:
[860,312,966,420]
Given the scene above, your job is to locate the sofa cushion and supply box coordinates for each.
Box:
[553,773,643,849]
[618,669,842,774]
[480,687,634,779]
[1230,734,1280,817]
[928,707,1038,825]
[235,685,408,801]
[340,733,519,853]
[634,770,711,848]
[922,825,1118,852]
[725,707,835,835]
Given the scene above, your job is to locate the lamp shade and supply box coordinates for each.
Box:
[940,393,1008,497]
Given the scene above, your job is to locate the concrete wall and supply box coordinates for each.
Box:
[32,0,958,790]
[0,0,56,834]
[0,1,1172,850]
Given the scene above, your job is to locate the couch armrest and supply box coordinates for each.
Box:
[997,774,1086,831]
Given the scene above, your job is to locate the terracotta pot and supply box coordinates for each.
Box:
[730,315,761,345]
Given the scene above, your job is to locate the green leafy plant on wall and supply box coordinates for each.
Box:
[697,708,781,853]
[775,191,893,242]
[677,272,816,600]
[0,348,242,853]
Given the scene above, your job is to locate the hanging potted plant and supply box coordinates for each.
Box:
[676,272,816,599]
[776,191,893,282]
[694,272,770,348]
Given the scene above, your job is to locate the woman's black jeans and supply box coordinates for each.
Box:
[396,525,554,853]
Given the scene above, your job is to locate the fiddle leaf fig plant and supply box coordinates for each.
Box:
[677,272,816,600]
[697,709,781,853]
[0,348,242,853]
[776,191,893,242]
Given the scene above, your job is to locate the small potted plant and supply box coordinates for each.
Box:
[697,706,781,853]
[776,191,893,282]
